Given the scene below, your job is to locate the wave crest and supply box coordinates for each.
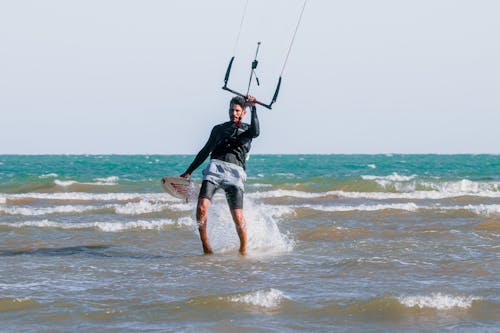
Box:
[398,293,482,310]
[228,288,290,309]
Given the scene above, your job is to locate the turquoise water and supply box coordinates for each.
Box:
[1,154,498,190]
[1,154,499,332]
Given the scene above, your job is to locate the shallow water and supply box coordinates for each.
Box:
[1,155,499,332]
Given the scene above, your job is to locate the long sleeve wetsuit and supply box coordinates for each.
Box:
[184,106,259,175]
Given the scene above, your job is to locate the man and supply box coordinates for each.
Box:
[180,95,259,255]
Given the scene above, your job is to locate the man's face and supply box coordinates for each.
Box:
[229,103,247,123]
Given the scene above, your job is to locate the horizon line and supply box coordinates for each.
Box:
[1,152,499,156]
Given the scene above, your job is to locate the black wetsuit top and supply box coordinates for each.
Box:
[184,106,259,175]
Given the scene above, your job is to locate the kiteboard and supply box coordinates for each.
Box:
[161,176,199,202]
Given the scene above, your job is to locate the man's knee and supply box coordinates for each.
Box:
[232,209,243,219]
[231,209,245,225]
[197,198,210,221]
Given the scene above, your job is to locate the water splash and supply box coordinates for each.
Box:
[204,196,294,254]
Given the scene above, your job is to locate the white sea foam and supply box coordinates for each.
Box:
[398,293,481,310]
[0,197,6,204]
[248,183,273,189]
[1,200,194,216]
[422,179,500,194]
[362,175,500,195]
[456,204,500,217]
[0,204,100,216]
[54,180,78,187]
[260,204,295,218]
[90,219,184,232]
[295,203,419,213]
[114,201,167,215]
[2,218,192,231]
[93,176,119,185]
[333,190,500,200]
[248,188,500,201]
[362,173,418,191]
[39,173,58,178]
[54,177,121,187]
[274,173,297,178]
[249,189,324,200]
[229,289,290,309]
[6,220,63,228]
[114,200,193,215]
[169,202,196,212]
[362,173,417,182]
[367,164,377,169]
[3,192,172,202]
[289,203,500,216]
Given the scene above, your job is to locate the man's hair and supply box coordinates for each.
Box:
[229,96,247,109]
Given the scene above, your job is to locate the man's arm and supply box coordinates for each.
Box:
[180,127,217,178]
[247,105,260,138]
[245,96,259,138]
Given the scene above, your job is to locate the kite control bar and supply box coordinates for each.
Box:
[222,42,282,110]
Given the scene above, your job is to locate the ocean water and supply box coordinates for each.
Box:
[0,154,499,332]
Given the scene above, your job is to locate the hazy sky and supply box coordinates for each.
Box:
[1,0,499,154]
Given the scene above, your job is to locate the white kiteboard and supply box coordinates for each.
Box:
[161,176,199,202]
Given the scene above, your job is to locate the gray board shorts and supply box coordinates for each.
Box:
[199,159,247,210]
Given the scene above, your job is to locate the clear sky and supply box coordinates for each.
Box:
[1,0,499,154]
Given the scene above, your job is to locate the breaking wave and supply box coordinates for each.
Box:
[398,293,482,310]
[0,192,175,203]
[54,176,119,187]
[249,185,500,200]
[290,203,500,216]
[0,218,194,232]
[228,288,291,309]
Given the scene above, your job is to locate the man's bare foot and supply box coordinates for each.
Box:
[203,246,213,255]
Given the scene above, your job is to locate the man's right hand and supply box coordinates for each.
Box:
[180,172,190,179]
[246,95,256,107]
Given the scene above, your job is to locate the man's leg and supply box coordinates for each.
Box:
[226,185,247,255]
[197,197,213,254]
[230,208,247,255]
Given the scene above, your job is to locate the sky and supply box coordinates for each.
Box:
[1,0,499,154]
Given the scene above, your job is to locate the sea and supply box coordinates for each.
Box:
[0,154,499,332]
